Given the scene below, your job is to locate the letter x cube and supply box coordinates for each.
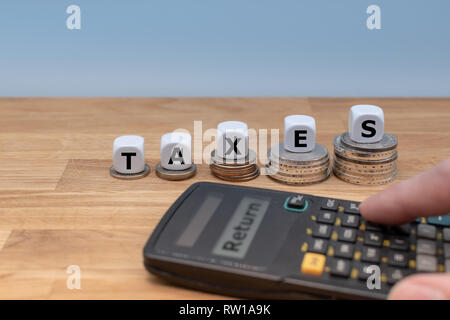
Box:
[216,121,249,160]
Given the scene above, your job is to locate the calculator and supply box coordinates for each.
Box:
[143,182,450,299]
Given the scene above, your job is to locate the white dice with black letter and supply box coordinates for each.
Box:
[160,132,192,170]
[113,135,146,174]
[348,105,384,143]
[283,115,316,152]
[216,121,248,160]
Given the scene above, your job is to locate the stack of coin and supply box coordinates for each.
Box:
[332,132,398,185]
[209,149,260,182]
[266,143,330,185]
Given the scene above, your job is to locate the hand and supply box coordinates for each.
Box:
[359,158,450,300]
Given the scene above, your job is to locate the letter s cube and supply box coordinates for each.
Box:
[160,132,192,170]
[284,115,316,152]
[113,135,145,174]
[216,121,249,160]
[348,105,384,143]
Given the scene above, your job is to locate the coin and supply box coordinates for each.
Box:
[333,167,398,185]
[333,158,397,174]
[268,143,329,165]
[334,135,397,160]
[211,167,260,182]
[110,164,151,180]
[265,142,331,185]
[268,161,330,175]
[333,163,397,178]
[332,132,399,185]
[334,151,398,166]
[340,132,398,152]
[155,163,197,181]
[267,165,331,185]
[210,149,257,166]
[210,149,260,182]
[210,164,257,176]
[269,154,330,167]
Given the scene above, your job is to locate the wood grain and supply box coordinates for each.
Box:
[0,98,449,299]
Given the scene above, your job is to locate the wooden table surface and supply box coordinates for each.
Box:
[0,97,449,299]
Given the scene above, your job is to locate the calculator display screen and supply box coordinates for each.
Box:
[176,194,223,247]
[212,197,270,259]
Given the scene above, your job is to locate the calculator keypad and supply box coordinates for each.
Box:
[444,228,450,242]
[302,196,450,292]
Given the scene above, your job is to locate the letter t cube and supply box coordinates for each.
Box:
[113,135,145,174]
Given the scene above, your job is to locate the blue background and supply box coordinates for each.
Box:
[0,0,449,97]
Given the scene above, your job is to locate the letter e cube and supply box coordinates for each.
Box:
[284,115,316,152]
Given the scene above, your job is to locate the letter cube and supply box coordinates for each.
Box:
[160,132,192,170]
[113,135,146,174]
[284,115,316,152]
[348,105,384,143]
[216,121,248,160]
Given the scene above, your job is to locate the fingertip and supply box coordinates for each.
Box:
[359,192,389,223]
[388,275,449,300]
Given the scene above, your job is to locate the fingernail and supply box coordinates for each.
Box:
[390,283,446,300]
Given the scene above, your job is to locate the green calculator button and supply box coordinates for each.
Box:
[284,196,309,212]
[427,215,450,227]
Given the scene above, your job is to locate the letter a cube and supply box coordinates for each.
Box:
[160,132,192,170]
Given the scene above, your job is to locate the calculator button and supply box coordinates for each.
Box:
[390,224,411,235]
[287,195,307,210]
[301,253,326,276]
[341,214,360,228]
[362,247,381,263]
[317,211,336,225]
[388,252,408,268]
[416,254,437,272]
[313,224,332,239]
[364,232,383,247]
[366,222,383,232]
[358,264,378,280]
[330,259,351,277]
[334,243,354,259]
[390,237,409,251]
[426,215,450,227]
[309,239,328,254]
[338,228,357,243]
[417,224,437,240]
[446,260,450,273]
[321,199,338,211]
[444,243,450,259]
[387,268,409,285]
[416,239,436,255]
[344,202,360,214]
[444,228,450,242]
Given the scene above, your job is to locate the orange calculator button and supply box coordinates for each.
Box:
[301,253,326,276]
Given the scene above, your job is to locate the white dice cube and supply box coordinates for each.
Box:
[216,121,248,160]
[283,115,316,152]
[348,105,384,143]
[160,132,192,170]
[113,135,145,174]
